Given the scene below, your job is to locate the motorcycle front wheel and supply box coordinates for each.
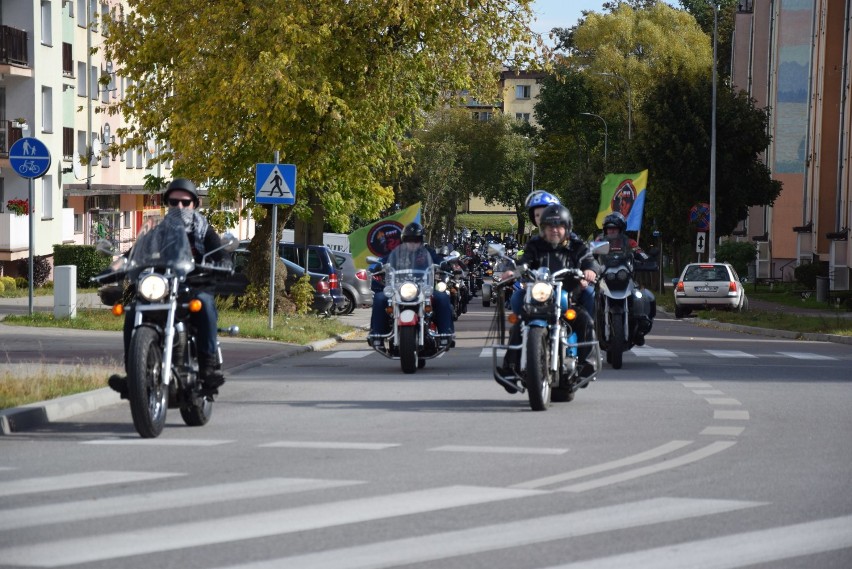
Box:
[127,326,168,438]
[609,313,625,370]
[399,326,418,374]
[525,327,552,411]
[180,390,214,426]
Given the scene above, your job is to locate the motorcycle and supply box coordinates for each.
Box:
[490,242,608,411]
[92,220,240,438]
[594,248,656,369]
[367,249,458,374]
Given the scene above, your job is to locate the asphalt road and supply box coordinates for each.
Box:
[1,302,850,568]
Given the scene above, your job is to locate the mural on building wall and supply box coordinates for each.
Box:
[773,0,813,174]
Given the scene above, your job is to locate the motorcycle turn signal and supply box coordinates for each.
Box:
[563,308,577,321]
[111,303,124,316]
[188,299,203,313]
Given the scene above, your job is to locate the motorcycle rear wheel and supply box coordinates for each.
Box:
[526,327,552,411]
[127,326,168,438]
[399,326,418,374]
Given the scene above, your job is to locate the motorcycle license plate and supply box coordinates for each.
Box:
[695,286,717,292]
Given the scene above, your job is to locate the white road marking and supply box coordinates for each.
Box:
[0,485,542,567]
[705,398,742,406]
[82,438,232,446]
[481,347,506,357]
[557,441,737,493]
[215,498,763,569]
[681,382,713,388]
[632,347,676,358]
[0,470,183,498]
[0,477,364,531]
[511,441,692,490]
[430,445,568,455]
[714,410,750,420]
[662,368,688,374]
[258,441,399,450]
[323,351,374,358]
[693,389,725,395]
[705,350,757,358]
[778,351,837,360]
[701,426,745,436]
[547,514,852,569]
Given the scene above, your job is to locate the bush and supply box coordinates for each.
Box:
[14,277,28,289]
[290,275,315,315]
[53,244,112,288]
[794,262,824,289]
[0,276,15,290]
[715,241,757,277]
[16,255,51,288]
[0,280,5,293]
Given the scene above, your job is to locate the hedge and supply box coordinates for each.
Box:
[53,244,112,288]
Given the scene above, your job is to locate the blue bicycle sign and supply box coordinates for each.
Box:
[9,137,52,179]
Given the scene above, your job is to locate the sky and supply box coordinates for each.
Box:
[529,0,681,37]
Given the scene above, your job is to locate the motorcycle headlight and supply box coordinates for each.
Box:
[435,281,448,293]
[400,282,419,301]
[617,269,630,281]
[530,282,554,302]
[383,286,393,298]
[137,273,168,301]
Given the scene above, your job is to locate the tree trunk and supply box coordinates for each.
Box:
[293,188,325,245]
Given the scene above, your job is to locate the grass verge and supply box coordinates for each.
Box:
[1,364,121,410]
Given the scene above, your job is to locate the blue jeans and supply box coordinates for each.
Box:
[371,291,454,334]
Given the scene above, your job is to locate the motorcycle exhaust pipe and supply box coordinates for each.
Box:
[217,325,240,336]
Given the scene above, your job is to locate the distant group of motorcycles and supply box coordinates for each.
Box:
[367,229,657,412]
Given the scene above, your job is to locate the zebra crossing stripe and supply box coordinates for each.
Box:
[0,477,364,532]
[511,440,692,490]
[323,351,373,358]
[632,346,676,358]
[0,471,183,498]
[81,438,232,446]
[544,514,852,569]
[211,497,763,569]
[777,351,837,360]
[557,441,737,493]
[0,485,541,567]
[705,350,757,358]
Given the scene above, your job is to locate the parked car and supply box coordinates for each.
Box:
[217,245,335,314]
[674,262,748,318]
[331,251,373,315]
[278,242,345,311]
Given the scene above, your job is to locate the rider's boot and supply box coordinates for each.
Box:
[107,374,129,399]
[199,353,225,394]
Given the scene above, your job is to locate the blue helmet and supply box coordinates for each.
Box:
[525,190,561,226]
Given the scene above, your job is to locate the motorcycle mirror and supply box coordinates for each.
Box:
[589,240,611,256]
[220,233,240,253]
[445,251,461,261]
[366,255,380,264]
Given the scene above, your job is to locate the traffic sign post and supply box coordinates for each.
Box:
[8,137,52,316]
[255,163,296,205]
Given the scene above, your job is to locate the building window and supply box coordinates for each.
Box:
[41,87,54,133]
[101,124,111,168]
[63,127,74,160]
[42,176,54,219]
[62,43,73,77]
[473,111,492,122]
[515,85,531,99]
[74,213,83,233]
[41,1,53,46]
[515,113,531,123]
[90,65,98,101]
[122,211,130,228]
[77,62,87,95]
[77,0,86,27]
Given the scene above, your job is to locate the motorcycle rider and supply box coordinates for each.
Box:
[498,203,601,391]
[107,178,228,397]
[596,212,656,345]
[368,222,454,343]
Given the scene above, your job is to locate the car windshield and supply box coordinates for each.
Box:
[684,265,729,282]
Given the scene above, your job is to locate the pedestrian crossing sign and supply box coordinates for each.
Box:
[255,163,296,205]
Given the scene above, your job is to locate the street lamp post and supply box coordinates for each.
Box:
[580,112,608,166]
[596,72,632,140]
[709,2,718,262]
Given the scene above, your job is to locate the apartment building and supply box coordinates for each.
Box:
[0,1,252,278]
[731,0,850,290]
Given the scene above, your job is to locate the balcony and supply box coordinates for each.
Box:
[0,212,30,251]
[0,120,25,157]
[0,25,28,67]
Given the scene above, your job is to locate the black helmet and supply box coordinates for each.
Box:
[163,178,200,207]
[539,204,572,232]
[401,222,424,243]
[603,212,627,232]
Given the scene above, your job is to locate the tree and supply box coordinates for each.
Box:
[678,0,738,79]
[636,73,782,260]
[101,0,541,246]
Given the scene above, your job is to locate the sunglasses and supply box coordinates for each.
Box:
[168,198,193,207]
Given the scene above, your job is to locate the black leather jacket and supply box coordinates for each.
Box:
[518,234,601,295]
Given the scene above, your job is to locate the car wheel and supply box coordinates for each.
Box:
[738,295,749,312]
[339,290,355,315]
[674,306,687,319]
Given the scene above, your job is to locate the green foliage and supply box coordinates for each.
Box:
[455,214,519,235]
[100,0,542,244]
[14,277,28,289]
[52,244,113,288]
[0,280,5,293]
[0,276,15,290]
[715,240,757,277]
[17,256,52,288]
[290,275,315,315]
[794,262,824,289]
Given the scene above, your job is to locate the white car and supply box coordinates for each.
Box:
[674,262,748,318]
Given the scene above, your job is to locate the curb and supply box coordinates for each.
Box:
[692,318,852,345]
[0,328,367,436]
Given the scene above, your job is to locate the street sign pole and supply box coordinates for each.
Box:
[28,179,34,315]
[268,151,279,330]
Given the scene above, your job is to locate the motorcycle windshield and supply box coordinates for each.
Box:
[385,246,435,289]
[126,218,195,277]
